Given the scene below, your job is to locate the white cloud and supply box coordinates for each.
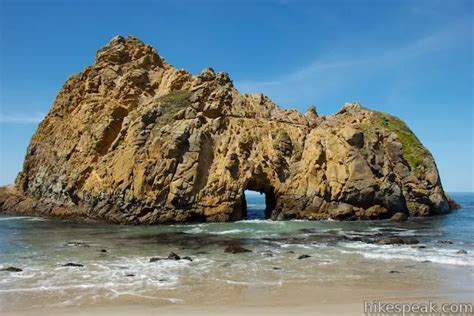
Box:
[0,112,45,124]
[234,18,470,100]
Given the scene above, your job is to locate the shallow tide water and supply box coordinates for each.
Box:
[0,193,473,312]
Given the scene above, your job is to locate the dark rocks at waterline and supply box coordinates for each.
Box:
[447,195,461,210]
[167,252,180,260]
[377,237,419,245]
[412,245,426,249]
[438,240,454,244]
[130,232,238,251]
[402,239,420,245]
[389,270,401,273]
[298,254,311,260]
[149,257,162,262]
[149,252,192,262]
[298,228,316,234]
[125,274,135,277]
[62,263,84,267]
[456,249,468,255]
[0,266,22,272]
[224,245,252,254]
[390,212,408,222]
[99,249,108,253]
[342,236,368,242]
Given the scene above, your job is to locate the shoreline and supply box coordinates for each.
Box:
[2,289,472,316]
[2,256,472,315]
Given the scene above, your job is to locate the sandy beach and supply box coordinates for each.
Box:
[2,286,471,316]
[2,256,472,315]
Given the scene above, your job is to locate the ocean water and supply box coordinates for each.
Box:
[0,193,473,311]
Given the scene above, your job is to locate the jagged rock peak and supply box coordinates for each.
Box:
[337,101,365,114]
[95,35,164,67]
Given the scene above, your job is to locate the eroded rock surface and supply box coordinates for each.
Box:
[0,36,455,223]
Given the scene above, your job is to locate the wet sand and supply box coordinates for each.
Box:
[1,286,471,316]
[2,262,472,316]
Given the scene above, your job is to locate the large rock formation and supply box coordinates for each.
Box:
[0,36,456,224]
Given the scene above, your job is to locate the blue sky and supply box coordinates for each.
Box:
[0,0,472,191]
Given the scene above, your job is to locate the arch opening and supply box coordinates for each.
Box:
[242,188,276,220]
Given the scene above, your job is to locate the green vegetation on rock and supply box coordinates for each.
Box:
[373,111,430,174]
[155,90,192,126]
[159,90,192,107]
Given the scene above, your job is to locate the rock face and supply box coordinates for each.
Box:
[0,36,455,224]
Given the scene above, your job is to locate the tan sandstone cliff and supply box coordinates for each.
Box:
[0,36,457,224]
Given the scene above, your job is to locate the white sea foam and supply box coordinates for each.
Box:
[0,216,31,221]
[339,242,474,267]
[246,203,265,209]
[235,219,281,224]
[184,227,203,234]
[0,255,193,305]
[26,217,48,222]
[213,229,248,235]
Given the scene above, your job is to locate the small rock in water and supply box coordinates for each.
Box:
[272,267,282,270]
[99,249,107,253]
[456,249,467,254]
[298,254,311,260]
[1,266,22,272]
[62,263,84,267]
[389,270,401,273]
[167,252,181,260]
[149,257,162,262]
[438,240,454,244]
[390,212,407,222]
[343,236,363,242]
[286,250,295,254]
[150,252,184,262]
[377,237,419,245]
[224,245,252,254]
[412,245,426,249]
[181,256,193,261]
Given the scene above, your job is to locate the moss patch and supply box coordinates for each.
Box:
[365,111,430,175]
[159,90,192,106]
[154,90,192,126]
